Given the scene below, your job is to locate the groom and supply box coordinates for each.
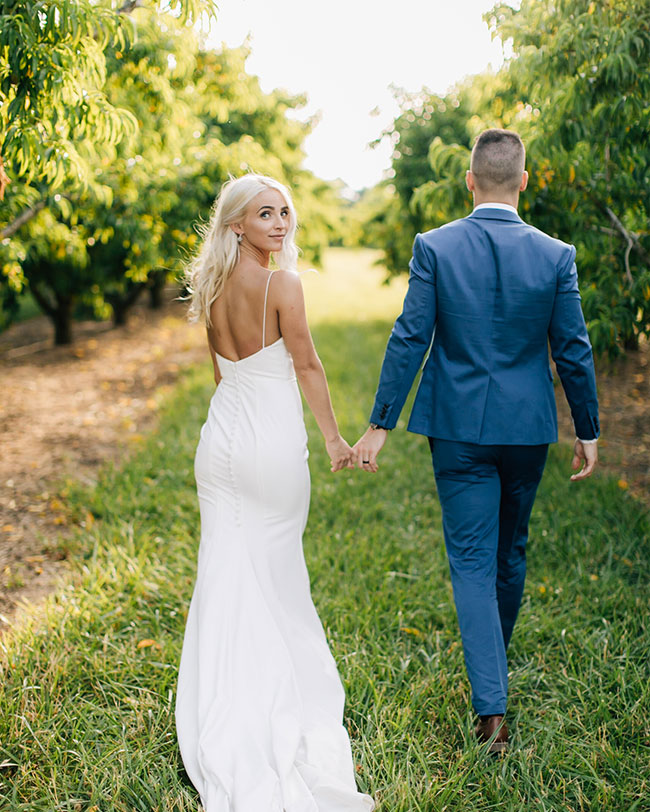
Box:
[354,129,599,752]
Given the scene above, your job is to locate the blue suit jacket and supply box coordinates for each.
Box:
[370,207,600,444]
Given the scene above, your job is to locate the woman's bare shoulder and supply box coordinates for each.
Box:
[270,268,303,298]
[272,268,301,284]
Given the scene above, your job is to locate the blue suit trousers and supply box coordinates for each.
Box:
[430,439,549,716]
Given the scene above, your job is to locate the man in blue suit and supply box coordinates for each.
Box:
[354,129,599,753]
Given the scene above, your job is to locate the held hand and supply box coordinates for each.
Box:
[570,439,598,481]
[353,426,388,473]
[326,435,355,473]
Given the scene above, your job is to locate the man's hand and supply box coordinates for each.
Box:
[353,427,388,473]
[570,439,598,481]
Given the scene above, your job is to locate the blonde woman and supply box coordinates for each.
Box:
[175,174,374,812]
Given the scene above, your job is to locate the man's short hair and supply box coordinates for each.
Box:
[470,129,525,193]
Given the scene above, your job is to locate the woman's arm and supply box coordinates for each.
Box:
[274,271,351,472]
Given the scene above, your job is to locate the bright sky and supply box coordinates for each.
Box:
[204,0,512,190]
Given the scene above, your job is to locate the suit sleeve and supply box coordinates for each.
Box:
[369,233,437,429]
[548,246,600,440]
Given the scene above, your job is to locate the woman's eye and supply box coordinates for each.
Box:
[281,209,289,218]
[260,211,270,218]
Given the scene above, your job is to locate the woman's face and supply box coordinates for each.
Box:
[236,188,290,254]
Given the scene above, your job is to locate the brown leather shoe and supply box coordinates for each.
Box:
[475,714,508,754]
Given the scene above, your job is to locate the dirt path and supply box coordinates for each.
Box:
[1,296,648,631]
[0,292,206,630]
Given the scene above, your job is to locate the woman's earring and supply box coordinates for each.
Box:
[237,234,243,244]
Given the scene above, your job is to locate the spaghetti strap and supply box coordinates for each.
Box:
[262,271,274,349]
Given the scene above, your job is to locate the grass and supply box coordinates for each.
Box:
[301,247,407,325]
[1,248,649,811]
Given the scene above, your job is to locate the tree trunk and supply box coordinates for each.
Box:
[29,284,75,345]
[623,332,639,352]
[148,271,167,310]
[111,300,128,326]
[107,282,145,327]
[52,295,74,345]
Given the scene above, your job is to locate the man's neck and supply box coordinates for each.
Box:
[473,193,519,209]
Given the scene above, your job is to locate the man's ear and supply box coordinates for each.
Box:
[520,170,529,192]
[466,170,475,192]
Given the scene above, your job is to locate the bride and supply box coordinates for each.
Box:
[175,174,374,812]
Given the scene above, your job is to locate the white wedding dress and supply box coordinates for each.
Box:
[176,273,374,812]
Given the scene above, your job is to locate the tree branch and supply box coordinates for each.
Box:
[623,239,633,286]
[0,200,47,239]
[604,205,650,265]
[28,283,55,318]
[590,203,649,288]
[117,0,145,13]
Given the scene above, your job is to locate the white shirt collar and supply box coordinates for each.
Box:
[473,202,519,215]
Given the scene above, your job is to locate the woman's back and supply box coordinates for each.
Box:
[207,264,281,362]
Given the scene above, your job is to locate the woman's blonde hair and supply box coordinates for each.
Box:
[185,174,299,325]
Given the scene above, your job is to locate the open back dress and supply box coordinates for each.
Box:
[175,271,374,812]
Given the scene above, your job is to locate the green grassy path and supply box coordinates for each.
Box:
[1,250,648,811]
